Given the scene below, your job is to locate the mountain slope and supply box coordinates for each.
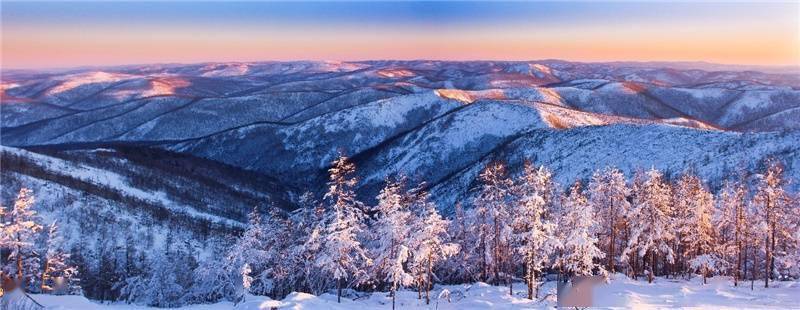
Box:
[2,60,799,209]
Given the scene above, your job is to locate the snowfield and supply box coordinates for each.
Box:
[31,276,799,309]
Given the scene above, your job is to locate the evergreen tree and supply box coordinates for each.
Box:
[623,169,675,283]
[715,180,747,286]
[474,161,514,289]
[409,188,458,305]
[370,176,414,308]
[40,221,78,294]
[440,202,478,284]
[556,181,605,277]
[316,154,371,303]
[675,173,716,279]
[512,161,557,299]
[752,159,792,287]
[4,188,43,291]
[588,167,630,274]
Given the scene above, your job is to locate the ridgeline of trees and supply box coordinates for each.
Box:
[193,155,799,308]
[2,155,798,308]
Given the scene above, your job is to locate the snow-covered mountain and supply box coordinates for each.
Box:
[0,144,294,273]
[2,60,799,210]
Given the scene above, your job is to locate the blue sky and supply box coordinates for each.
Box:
[2,1,798,68]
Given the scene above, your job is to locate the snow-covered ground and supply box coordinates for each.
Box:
[30,276,799,309]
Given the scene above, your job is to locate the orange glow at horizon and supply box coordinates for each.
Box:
[2,4,798,69]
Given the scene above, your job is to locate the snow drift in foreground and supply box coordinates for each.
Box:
[31,276,799,309]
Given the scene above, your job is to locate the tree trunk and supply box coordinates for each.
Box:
[426,254,432,305]
[751,244,756,291]
[480,234,487,282]
[764,234,770,288]
[41,259,49,293]
[493,217,500,286]
[742,243,748,283]
[392,286,396,310]
[16,240,23,288]
[507,246,512,296]
[509,274,513,296]
[526,264,533,300]
[524,259,532,300]
[337,278,342,303]
[764,196,771,288]
[734,203,742,287]
[770,222,776,282]
[703,266,707,285]
[648,251,654,284]
[609,196,616,273]
[418,276,422,299]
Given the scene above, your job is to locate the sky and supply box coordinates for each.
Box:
[2,1,799,69]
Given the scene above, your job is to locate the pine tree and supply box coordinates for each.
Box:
[316,154,370,303]
[623,169,674,283]
[144,249,184,307]
[40,221,78,294]
[387,245,413,310]
[674,173,715,280]
[715,180,747,286]
[512,161,557,299]
[474,161,514,290]
[371,176,413,309]
[283,193,325,295]
[409,188,458,305]
[752,159,792,288]
[440,202,478,284]
[588,167,630,274]
[187,249,240,303]
[4,188,43,290]
[251,210,294,298]
[557,181,605,277]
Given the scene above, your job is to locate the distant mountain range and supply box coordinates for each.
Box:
[2,60,798,220]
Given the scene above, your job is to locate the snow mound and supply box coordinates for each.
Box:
[48,71,137,95]
[434,89,506,104]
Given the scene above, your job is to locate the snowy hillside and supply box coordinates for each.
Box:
[1,60,799,309]
[5,60,798,205]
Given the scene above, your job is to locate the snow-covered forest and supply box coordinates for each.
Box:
[1,154,798,308]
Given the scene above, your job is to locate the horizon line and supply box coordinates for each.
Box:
[3,58,799,73]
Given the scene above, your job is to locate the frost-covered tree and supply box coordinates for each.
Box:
[40,221,78,295]
[3,188,43,290]
[512,161,557,299]
[588,167,630,273]
[474,161,514,288]
[251,211,296,298]
[370,177,412,286]
[370,176,413,308]
[556,182,604,277]
[140,249,184,307]
[185,209,272,304]
[289,192,328,295]
[439,203,478,284]
[388,245,413,310]
[409,188,458,305]
[316,154,370,303]
[715,180,747,286]
[187,252,239,303]
[689,254,725,285]
[752,160,792,288]
[673,173,715,279]
[623,169,674,283]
